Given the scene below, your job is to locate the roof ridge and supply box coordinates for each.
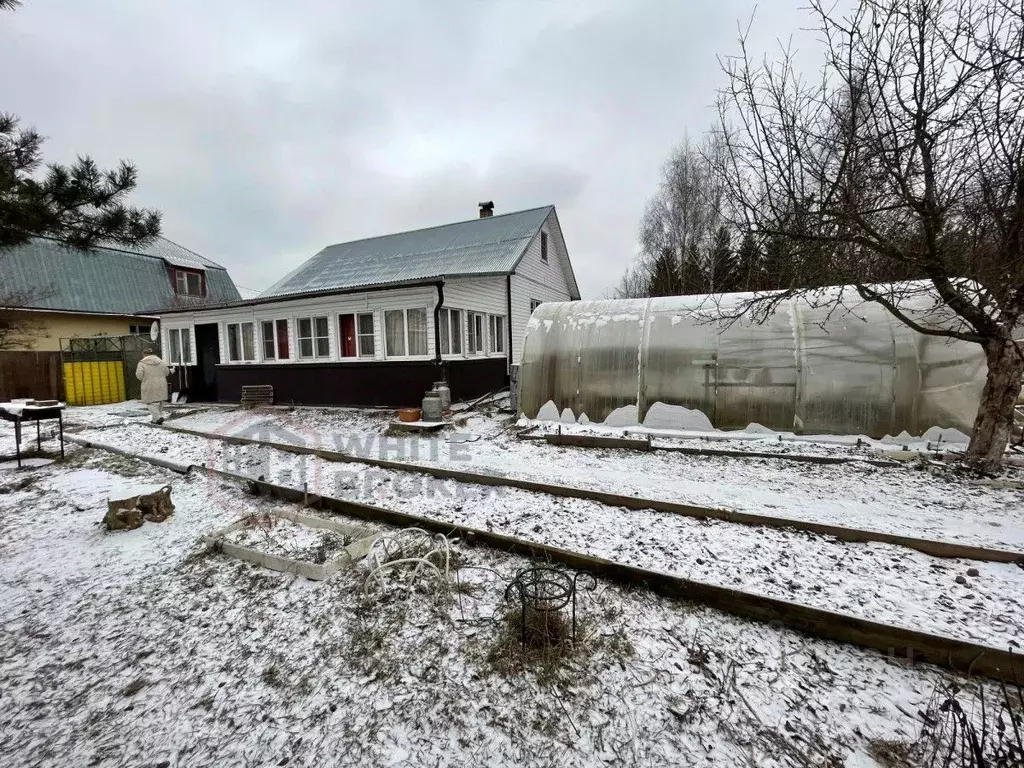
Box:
[319,204,554,250]
[33,235,154,262]
[156,236,227,269]
[33,234,227,270]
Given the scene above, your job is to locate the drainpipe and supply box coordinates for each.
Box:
[433,280,446,377]
[505,275,513,376]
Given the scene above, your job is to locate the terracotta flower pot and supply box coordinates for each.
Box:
[398,408,421,422]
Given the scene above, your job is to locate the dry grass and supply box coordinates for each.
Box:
[483,602,634,687]
[914,680,1024,767]
[869,738,917,767]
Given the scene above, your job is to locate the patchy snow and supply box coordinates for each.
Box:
[0,457,56,470]
[0,442,1009,766]
[221,515,350,563]
[158,406,1024,553]
[72,423,1024,651]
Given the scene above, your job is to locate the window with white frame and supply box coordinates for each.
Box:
[339,312,375,358]
[357,313,375,358]
[530,299,543,313]
[384,308,428,358]
[166,328,194,365]
[297,316,330,359]
[174,269,205,297]
[467,312,485,354]
[489,315,506,354]
[438,307,463,356]
[261,319,290,361]
[226,322,256,362]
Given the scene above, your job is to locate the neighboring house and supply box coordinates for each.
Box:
[0,237,241,401]
[153,204,579,407]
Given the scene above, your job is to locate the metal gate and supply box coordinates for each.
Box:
[60,335,161,405]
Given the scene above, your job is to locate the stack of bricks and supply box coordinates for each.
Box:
[240,385,274,409]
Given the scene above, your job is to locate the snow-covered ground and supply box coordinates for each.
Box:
[143,403,1024,553]
[68,420,1024,652]
[0,439,1009,766]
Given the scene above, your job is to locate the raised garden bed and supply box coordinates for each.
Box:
[208,509,378,580]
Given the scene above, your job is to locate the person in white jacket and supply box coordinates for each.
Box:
[136,348,171,424]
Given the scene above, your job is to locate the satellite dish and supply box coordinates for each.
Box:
[149,321,160,342]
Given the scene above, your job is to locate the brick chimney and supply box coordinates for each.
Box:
[478,201,494,218]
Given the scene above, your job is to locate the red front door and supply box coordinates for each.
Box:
[340,314,356,357]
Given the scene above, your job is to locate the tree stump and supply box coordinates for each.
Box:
[104,485,174,531]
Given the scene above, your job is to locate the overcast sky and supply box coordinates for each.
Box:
[2,0,812,298]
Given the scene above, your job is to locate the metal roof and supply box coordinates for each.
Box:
[261,206,555,298]
[102,236,227,271]
[0,237,241,315]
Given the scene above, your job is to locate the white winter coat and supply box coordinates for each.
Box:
[136,355,170,403]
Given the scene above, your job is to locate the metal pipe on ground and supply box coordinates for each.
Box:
[150,422,1024,565]
[62,435,1024,685]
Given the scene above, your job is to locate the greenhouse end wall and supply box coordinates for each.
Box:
[518,293,988,438]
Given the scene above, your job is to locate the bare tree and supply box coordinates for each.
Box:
[715,0,1024,471]
[0,287,52,350]
[618,134,734,297]
[612,264,649,299]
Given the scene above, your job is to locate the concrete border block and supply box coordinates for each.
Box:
[206,509,380,581]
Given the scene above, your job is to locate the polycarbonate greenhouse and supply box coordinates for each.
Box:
[518,291,988,437]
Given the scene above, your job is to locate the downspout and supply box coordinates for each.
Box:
[505,275,513,375]
[433,279,445,376]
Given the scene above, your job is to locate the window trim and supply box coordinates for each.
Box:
[226,321,256,363]
[296,315,331,360]
[384,307,430,359]
[173,268,206,298]
[356,312,375,359]
[466,311,486,355]
[338,311,376,360]
[166,327,195,366]
[260,319,290,361]
[438,307,464,357]
[489,314,506,355]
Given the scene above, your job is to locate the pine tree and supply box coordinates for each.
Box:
[706,226,737,293]
[734,231,762,291]
[0,113,160,251]
[647,248,683,296]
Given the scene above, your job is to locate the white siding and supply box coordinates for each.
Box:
[153,280,517,366]
[154,286,438,365]
[509,210,575,364]
[441,277,509,362]
[156,262,566,370]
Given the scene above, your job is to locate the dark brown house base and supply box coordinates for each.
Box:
[214,357,508,408]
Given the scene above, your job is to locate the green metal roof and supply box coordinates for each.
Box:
[262,206,555,298]
[0,237,241,315]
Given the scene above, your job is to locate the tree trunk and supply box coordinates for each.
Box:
[966,340,1024,473]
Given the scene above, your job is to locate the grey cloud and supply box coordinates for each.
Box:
[1,0,810,297]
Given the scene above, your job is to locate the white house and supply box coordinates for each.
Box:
[151,204,579,406]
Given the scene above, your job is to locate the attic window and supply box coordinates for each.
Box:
[540,231,548,263]
[174,268,205,297]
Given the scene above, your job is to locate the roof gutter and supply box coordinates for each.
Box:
[0,306,157,319]
[148,275,498,315]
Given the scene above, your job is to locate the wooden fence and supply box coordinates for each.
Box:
[0,351,63,401]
